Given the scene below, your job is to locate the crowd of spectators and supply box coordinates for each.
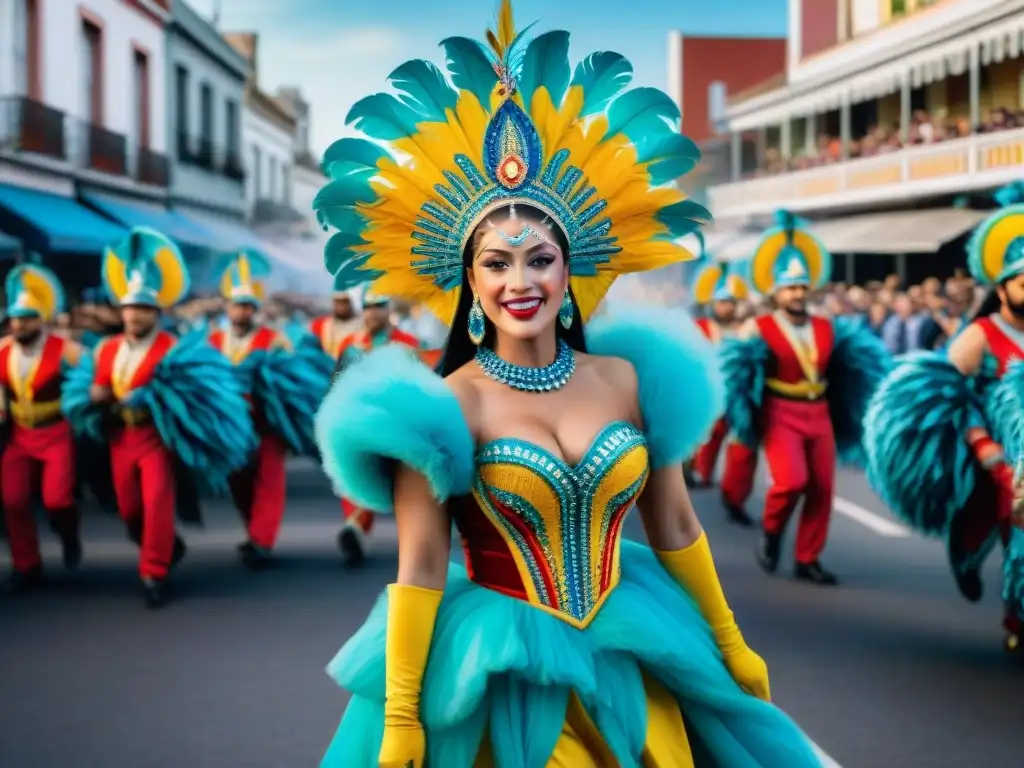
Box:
[754,107,1024,176]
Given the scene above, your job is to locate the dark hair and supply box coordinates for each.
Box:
[438,203,586,377]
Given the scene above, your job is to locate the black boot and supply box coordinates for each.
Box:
[795,561,838,586]
[141,577,168,609]
[2,567,43,595]
[171,536,187,569]
[756,532,781,574]
[723,496,754,527]
[51,509,82,570]
[338,523,367,567]
[61,535,83,571]
[237,541,273,570]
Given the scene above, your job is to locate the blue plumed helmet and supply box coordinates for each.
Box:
[688,231,751,305]
[361,283,390,308]
[967,182,1024,285]
[748,210,831,295]
[217,250,271,307]
[5,263,65,321]
[102,227,190,309]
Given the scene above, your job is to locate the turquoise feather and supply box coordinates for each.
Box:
[1003,528,1024,623]
[605,87,680,148]
[517,30,571,110]
[345,92,425,141]
[324,232,368,275]
[638,133,701,185]
[994,182,1024,208]
[388,59,459,121]
[654,199,710,238]
[719,336,768,448]
[502,21,538,79]
[570,51,633,117]
[313,178,376,234]
[439,37,497,107]
[321,138,390,178]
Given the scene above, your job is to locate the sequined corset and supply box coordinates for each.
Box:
[458,421,649,628]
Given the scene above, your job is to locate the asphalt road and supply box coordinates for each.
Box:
[0,458,1020,768]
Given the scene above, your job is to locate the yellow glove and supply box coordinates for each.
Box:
[379,583,443,768]
[655,532,771,701]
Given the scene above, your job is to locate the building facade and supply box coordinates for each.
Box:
[700,0,1024,282]
[166,0,246,221]
[0,0,176,269]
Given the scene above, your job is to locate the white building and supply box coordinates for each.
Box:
[704,0,1024,283]
[0,0,173,263]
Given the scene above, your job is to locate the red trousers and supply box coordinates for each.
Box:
[693,418,759,507]
[341,498,375,534]
[229,434,288,549]
[761,397,836,564]
[2,421,77,573]
[950,468,1019,630]
[110,425,177,580]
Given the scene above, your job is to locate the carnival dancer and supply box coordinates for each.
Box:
[720,211,889,586]
[0,265,83,593]
[63,227,255,607]
[311,3,823,765]
[332,285,419,566]
[309,278,361,358]
[687,235,760,527]
[209,251,331,568]
[864,183,1024,652]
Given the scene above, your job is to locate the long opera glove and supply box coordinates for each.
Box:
[655,532,771,702]
[378,583,444,768]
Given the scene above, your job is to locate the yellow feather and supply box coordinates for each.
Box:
[497,0,516,53]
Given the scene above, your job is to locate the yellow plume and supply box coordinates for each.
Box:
[487,0,517,59]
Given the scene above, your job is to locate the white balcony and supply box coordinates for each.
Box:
[708,127,1024,219]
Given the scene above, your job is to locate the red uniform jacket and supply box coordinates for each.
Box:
[755,314,834,401]
[975,316,1024,377]
[0,334,73,428]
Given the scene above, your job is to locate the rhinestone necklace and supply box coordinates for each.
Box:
[475,340,576,392]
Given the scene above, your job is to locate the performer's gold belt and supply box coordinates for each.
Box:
[765,377,827,401]
[10,399,64,428]
[118,406,152,426]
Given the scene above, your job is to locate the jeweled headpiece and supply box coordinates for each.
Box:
[689,231,750,305]
[314,0,708,325]
[968,181,1024,285]
[749,210,831,294]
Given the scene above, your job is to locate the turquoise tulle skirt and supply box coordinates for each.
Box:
[322,540,822,767]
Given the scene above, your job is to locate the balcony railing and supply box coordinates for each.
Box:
[0,96,66,160]
[84,122,127,176]
[708,126,1024,217]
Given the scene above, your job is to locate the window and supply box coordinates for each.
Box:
[81,18,103,124]
[282,164,291,204]
[225,99,239,155]
[175,65,189,138]
[891,0,906,14]
[13,0,41,98]
[133,50,150,149]
[252,144,261,196]
[199,82,213,143]
[12,0,27,95]
[269,156,277,198]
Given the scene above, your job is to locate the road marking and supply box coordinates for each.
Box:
[834,496,910,538]
[811,740,844,767]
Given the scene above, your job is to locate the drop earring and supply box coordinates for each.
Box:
[559,290,574,330]
[468,293,486,345]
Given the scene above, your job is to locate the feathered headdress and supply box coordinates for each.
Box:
[314,0,708,326]
[5,263,65,321]
[748,210,831,294]
[217,250,271,306]
[689,231,750,305]
[103,227,190,309]
[967,182,1024,285]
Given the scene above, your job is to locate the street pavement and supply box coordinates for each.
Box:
[1,458,1020,768]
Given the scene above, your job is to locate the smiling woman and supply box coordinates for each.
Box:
[311,1,824,766]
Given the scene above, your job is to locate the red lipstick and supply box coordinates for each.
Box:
[501,297,543,321]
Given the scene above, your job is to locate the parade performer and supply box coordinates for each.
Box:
[311,3,822,765]
[864,183,1024,652]
[0,265,83,593]
[209,251,331,568]
[720,211,889,586]
[63,227,255,607]
[688,235,760,527]
[309,278,361,358]
[332,285,420,566]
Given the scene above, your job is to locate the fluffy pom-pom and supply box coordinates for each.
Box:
[586,307,724,470]
[828,316,892,466]
[315,344,474,512]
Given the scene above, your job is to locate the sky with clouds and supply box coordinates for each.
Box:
[190,0,787,156]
